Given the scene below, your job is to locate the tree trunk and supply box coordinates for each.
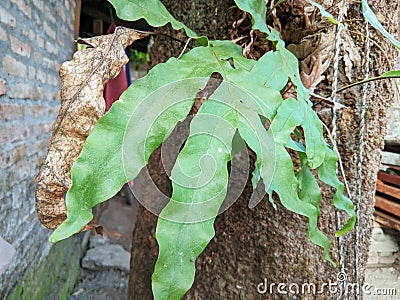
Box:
[128,0,399,299]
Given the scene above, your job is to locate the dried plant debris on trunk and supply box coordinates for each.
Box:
[35,27,149,230]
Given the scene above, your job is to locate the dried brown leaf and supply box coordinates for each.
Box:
[35,27,149,230]
[283,54,332,99]
[300,54,332,92]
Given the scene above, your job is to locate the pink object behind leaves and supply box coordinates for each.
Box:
[104,23,129,112]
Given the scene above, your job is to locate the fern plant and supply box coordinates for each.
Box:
[44,0,393,298]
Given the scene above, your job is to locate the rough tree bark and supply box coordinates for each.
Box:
[128,0,399,299]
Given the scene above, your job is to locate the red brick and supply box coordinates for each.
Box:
[37,36,44,48]
[5,162,31,187]
[0,8,16,28]
[33,51,42,63]
[8,124,28,143]
[43,21,56,40]
[32,0,44,10]
[9,83,35,99]
[10,0,31,18]
[56,3,67,23]
[28,66,36,80]
[33,11,41,25]
[0,27,7,41]
[22,26,35,40]
[46,41,58,55]
[26,139,49,157]
[32,87,41,101]
[39,139,49,153]
[0,128,7,145]
[0,145,26,169]
[44,5,56,24]
[43,91,59,102]
[28,105,45,118]
[36,70,46,84]
[0,103,25,120]
[2,56,27,77]
[10,36,32,57]
[0,79,7,96]
[27,123,52,138]
[57,35,65,47]
[60,25,69,36]
[47,74,59,86]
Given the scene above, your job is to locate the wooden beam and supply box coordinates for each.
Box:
[374,210,400,231]
[375,195,400,217]
[378,171,400,187]
[376,179,400,200]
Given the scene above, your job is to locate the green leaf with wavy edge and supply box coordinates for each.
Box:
[300,103,327,168]
[266,42,327,168]
[317,147,356,236]
[296,152,332,264]
[237,108,334,265]
[50,46,224,242]
[152,60,335,296]
[247,15,327,168]
[233,0,311,98]
[308,0,345,28]
[153,98,237,299]
[108,0,198,38]
[49,40,284,242]
[233,1,352,237]
[251,51,289,91]
[362,0,400,49]
[233,0,310,101]
[269,97,305,145]
[152,43,286,298]
[233,0,269,33]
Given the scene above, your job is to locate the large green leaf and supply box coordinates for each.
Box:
[300,103,327,168]
[233,1,327,168]
[50,38,355,300]
[317,147,356,236]
[233,0,352,239]
[151,47,284,298]
[296,153,332,264]
[237,109,334,265]
[153,98,237,299]
[49,40,283,241]
[269,97,304,144]
[108,0,198,38]
[151,40,339,297]
[251,51,289,91]
[233,0,269,33]
[362,0,400,49]
[50,46,223,242]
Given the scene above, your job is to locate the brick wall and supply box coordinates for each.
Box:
[0,0,77,298]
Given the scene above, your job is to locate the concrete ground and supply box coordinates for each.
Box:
[69,193,137,300]
[365,228,400,299]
